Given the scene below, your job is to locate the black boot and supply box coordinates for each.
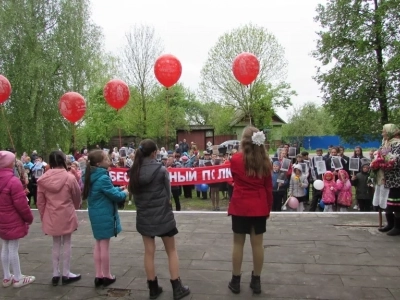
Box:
[379,213,394,232]
[170,278,190,300]
[387,217,400,236]
[250,271,261,294]
[147,277,163,299]
[228,274,241,294]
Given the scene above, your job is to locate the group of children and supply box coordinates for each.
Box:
[272,147,374,212]
[0,148,190,300]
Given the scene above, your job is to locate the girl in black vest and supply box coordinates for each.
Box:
[129,139,190,300]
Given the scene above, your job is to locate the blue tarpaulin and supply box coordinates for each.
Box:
[301,136,381,150]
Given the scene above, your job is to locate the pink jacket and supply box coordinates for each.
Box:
[336,170,352,207]
[322,171,337,205]
[0,168,33,240]
[37,168,81,236]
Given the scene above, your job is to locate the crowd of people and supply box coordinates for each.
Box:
[270,143,377,213]
[1,123,400,298]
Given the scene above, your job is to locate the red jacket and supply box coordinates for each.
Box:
[0,168,33,240]
[228,153,273,217]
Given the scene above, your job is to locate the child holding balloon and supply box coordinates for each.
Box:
[288,165,308,212]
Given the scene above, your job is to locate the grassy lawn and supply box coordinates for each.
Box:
[28,186,362,212]
[29,190,230,212]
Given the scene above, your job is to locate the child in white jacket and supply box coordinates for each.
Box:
[288,165,309,212]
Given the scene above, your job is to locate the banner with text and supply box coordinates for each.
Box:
[109,165,232,186]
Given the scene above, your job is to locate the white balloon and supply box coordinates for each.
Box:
[313,179,324,190]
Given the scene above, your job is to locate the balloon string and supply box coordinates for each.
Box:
[117,109,122,148]
[165,89,170,149]
[72,123,76,150]
[1,105,15,149]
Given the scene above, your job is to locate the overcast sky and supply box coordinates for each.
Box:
[91,0,323,122]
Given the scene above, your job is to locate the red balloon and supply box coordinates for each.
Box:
[232,53,260,85]
[154,54,182,88]
[103,79,130,110]
[0,75,12,104]
[58,92,86,123]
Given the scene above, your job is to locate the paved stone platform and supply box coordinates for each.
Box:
[1,211,400,300]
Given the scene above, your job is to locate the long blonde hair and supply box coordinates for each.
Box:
[241,126,272,178]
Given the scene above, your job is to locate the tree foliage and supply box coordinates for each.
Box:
[281,102,336,143]
[313,0,400,142]
[0,0,107,155]
[199,23,295,129]
[120,24,163,137]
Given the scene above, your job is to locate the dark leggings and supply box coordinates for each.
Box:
[171,189,181,211]
[309,188,322,212]
[358,199,372,212]
[183,185,192,198]
[272,191,285,211]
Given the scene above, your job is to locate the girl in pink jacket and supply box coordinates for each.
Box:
[322,171,337,212]
[336,170,352,212]
[37,151,82,286]
[0,151,35,288]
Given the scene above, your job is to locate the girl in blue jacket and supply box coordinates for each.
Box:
[82,150,128,288]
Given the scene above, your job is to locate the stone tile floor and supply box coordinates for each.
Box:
[1,211,399,299]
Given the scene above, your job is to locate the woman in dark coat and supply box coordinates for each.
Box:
[129,139,190,300]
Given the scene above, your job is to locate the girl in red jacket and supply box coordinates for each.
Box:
[0,151,35,288]
[227,127,273,295]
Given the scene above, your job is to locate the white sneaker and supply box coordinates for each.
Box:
[13,275,35,288]
[2,275,13,288]
[353,205,358,210]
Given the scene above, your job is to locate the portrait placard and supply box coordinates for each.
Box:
[280,158,291,172]
[299,163,308,174]
[288,147,297,158]
[332,156,343,170]
[277,171,287,184]
[304,160,310,168]
[349,158,360,172]
[204,160,213,167]
[316,161,327,175]
[314,156,323,163]
[34,169,43,178]
[119,147,127,158]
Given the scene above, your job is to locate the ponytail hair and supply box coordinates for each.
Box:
[82,149,105,200]
[129,139,157,191]
[49,150,67,170]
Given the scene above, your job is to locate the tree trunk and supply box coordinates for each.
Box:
[373,0,389,126]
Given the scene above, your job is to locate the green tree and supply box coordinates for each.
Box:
[0,0,107,155]
[120,24,164,138]
[199,23,295,129]
[313,0,400,142]
[281,102,336,144]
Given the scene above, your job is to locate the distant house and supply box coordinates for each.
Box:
[229,110,286,147]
